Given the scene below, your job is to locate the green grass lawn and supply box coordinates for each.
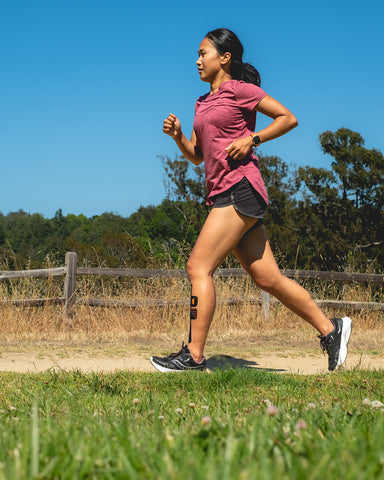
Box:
[0,368,383,479]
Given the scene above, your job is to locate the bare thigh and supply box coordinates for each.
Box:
[234,224,282,290]
[187,206,257,277]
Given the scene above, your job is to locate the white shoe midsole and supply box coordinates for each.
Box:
[338,316,352,366]
[150,357,194,372]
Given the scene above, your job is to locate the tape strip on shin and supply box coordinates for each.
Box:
[189,296,198,343]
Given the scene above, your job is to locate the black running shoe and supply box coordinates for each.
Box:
[150,343,206,372]
[319,317,352,371]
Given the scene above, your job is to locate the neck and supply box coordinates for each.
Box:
[210,72,231,94]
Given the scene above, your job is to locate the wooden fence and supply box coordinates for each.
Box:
[1,252,383,318]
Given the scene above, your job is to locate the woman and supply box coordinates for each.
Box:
[150,28,351,372]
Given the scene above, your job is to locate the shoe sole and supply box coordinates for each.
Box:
[337,316,352,367]
[150,357,206,373]
[150,357,185,372]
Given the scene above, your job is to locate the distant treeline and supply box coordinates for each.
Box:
[0,128,383,273]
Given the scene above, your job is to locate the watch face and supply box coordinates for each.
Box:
[253,135,261,146]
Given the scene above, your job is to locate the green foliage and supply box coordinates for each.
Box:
[0,369,384,479]
[161,153,209,242]
[320,128,384,209]
[294,128,384,270]
[0,218,5,246]
[258,154,299,265]
[0,128,382,272]
[161,153,207,205]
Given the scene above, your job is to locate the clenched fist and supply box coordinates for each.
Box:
[163,113,182,140]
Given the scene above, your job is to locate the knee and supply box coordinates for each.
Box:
[253,273,283,294]
[186,257,201,282]
[186,257,194,279]
[186,257,213,283]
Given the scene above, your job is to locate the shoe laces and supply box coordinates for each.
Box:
[167,342,189,359]
[319,334,333,354]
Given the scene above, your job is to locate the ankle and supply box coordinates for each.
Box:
[320,319,335,337]
[188,343,204,363]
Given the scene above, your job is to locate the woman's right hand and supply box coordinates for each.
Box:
[163,113,181,139]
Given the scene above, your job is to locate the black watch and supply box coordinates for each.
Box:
[252,135,261,147]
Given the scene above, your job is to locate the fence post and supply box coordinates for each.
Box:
[260,290,271,320]
[64,252,78,318]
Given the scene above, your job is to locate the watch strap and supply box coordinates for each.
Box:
[251,134,261,147]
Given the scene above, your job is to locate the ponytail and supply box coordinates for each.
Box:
[230,59,261,86]
[206,28,261,86]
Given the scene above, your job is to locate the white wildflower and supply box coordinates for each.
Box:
[266,405,278,416]
[295,419,307,431]
[201,416,211,426]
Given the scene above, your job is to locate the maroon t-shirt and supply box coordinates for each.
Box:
[193,79,268,204]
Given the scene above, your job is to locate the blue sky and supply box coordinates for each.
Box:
[1,0,383,218]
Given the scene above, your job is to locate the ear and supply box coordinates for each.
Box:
[220,52,231,65]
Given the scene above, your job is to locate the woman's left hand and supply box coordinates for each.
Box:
[225,136,253,160]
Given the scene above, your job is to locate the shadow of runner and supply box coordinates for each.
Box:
[207,355,287,372]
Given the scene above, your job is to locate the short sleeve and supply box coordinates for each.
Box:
[234,81,267,113]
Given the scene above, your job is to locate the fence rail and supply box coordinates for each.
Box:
[1,252,383,317]
[0,267,65,280]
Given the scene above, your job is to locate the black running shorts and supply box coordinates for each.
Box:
[211,176,267,230]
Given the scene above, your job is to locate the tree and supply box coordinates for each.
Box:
[258,154,300,266]
[161,154,207,204]
[100,232,150,268]
[160,154,209,236]
[320,128,384,209]
[125,199,202,266]
[320,128,384,270]
[0,214,5,246]
[294,128,384,270]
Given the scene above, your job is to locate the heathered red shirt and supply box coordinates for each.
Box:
[193,79,268,205]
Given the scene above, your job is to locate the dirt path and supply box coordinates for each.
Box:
[1,350,383,375]
[1,330,384,375]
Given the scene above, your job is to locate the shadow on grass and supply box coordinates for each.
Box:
[207,355,287,372]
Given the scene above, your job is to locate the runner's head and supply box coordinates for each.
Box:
[205,28,261,86]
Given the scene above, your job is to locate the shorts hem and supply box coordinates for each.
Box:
[210,177,267,220]
[233,204,265,220]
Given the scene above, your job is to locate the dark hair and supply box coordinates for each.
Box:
[205,28,261,86]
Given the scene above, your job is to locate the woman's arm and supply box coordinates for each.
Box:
[163,113,203,165]
[225,95,298,161]
[255,95,298,142]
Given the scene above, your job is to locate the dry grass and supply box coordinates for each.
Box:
[0,273,383,354]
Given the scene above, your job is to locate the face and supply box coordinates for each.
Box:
[196,37,228,83]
